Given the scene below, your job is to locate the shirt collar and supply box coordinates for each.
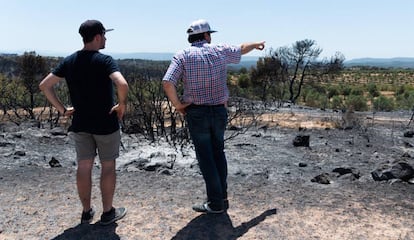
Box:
[191,40,208,47]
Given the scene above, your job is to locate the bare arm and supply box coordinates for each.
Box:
[240,41,266,55]
[162,81,190,115]
[39,73,72,116]
[109,71,129,120]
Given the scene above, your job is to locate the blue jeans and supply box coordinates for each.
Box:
[186,104,228,210]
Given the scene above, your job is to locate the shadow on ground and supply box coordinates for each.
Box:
[172,208,277,240]
[51,222,119,240]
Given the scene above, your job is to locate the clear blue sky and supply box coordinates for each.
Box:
[1,0,413,60]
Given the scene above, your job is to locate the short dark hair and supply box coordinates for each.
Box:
[81,33,100,44]
[188,32,207,43]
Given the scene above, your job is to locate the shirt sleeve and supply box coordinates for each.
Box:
[162,53,184,86]
[103,55,120,75]
[217,44,242,65]
[52,60,66,78]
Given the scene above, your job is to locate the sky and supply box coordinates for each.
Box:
[0,0,413,60]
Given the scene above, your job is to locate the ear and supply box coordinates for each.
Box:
[94,34,103,42]
[204,32,211,43]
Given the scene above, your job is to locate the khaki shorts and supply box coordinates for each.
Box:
[69,130,121,161]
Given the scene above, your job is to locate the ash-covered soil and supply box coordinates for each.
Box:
[1,107,414,240]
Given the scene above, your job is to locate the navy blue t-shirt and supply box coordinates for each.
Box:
[53,50,120,134]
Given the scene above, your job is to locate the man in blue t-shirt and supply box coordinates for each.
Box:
[39,20,129,225]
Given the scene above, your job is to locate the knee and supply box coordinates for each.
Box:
[100,160,116,174]
[77,160,94,171]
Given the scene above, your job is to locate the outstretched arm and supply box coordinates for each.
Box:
[240,41,266,55]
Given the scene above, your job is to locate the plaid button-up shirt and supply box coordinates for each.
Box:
[163,40,241,105]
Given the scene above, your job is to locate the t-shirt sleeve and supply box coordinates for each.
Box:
[103,55,120,75]
[52,60,66,78]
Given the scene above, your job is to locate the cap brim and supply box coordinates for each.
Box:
[104,28,114,33]
[187,30,217,35]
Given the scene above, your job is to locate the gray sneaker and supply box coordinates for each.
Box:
[192,202,224,214]
[100,207,127,225]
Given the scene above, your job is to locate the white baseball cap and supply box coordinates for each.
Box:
[186,19,217,35]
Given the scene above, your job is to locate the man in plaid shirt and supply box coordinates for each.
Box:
[163,19,265,214]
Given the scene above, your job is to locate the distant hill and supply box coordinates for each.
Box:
[111,52,174,61]
[110,52,261,70]
[232,57,414,70]
[2,50,414,69]
[0,51,261,67]
[50,52,414,69]
[110,52,261,65]
[344,57,414,68]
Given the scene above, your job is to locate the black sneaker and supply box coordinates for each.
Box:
[224,199,229,210]
[81,207,95,224]
[100,207,127,225]
[192,202,224,214]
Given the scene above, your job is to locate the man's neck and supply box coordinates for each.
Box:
[83,42,100,51]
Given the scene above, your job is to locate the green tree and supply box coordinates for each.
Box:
[238,73,250,89]
[395,90,414,110]
[303,88,328,109]
[340,84,352,97]
[270,39,344,103]
[350,87,364,96]
[0,74,26,120]
[345,95,368,111]
[250,55,287,103]
[326,85,340,99]
[330,95,343,110]
[373,95,395,111]
[367,83,380,97]
[20,51,47,119]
